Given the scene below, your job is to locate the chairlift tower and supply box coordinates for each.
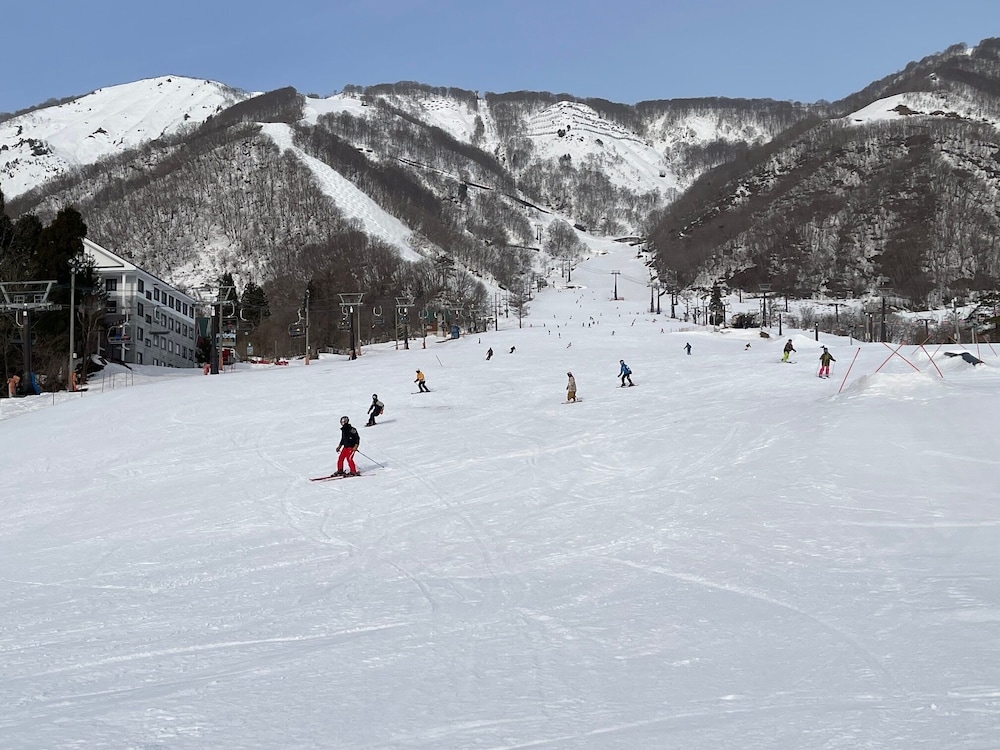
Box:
[0,281,58,392]
[395,296,414,350]
[759,283,772,328]
[338,293,365,360]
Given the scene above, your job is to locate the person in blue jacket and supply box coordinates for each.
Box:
[619,359,634,387]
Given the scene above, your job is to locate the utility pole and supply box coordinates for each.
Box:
[68,258,84,390]
[210,298,221,374]
[304,289,311,363]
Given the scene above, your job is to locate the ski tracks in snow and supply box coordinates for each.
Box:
[609,557,902,696]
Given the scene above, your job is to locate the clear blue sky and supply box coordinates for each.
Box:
[3,0,996,114]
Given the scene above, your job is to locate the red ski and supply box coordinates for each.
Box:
[310,473,364,482]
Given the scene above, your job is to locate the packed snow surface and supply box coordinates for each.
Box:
[1,241,998,749]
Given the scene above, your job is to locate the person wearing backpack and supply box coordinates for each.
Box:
[619,359,634,387]
[335,416,361,476]
[366,394,384,426]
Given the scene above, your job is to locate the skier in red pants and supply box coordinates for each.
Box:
[818,347,836,378]
[335,416,361,476]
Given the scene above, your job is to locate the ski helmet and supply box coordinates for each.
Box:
[372,393,378,399]
[340,416,350,425]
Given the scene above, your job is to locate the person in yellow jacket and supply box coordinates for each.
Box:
[818,347,836,378]
[414,369,430,393]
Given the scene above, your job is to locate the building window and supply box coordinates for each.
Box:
[137,279,144,293]
[137,327,144,341]
[106,300,117,314]
[105,278,118,292]
[154,288,160,302]
[137,302,144,317]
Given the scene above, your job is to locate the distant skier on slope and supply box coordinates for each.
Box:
[566,372,577,402]
[366,394,384,426]
[414,369,430,393]
[335,416,361,476]
[818,347,836,378]
[782,339,796,362]
[619,359,634,387]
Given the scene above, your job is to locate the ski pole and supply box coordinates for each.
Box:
[356,449,385,468]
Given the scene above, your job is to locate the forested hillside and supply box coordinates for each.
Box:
[2,39,999,370]
[649,39,1000,307]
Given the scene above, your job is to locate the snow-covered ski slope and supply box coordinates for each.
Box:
[260,122,422,262]
[1,240,998,749]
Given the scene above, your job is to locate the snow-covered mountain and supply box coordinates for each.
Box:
[649,40,1000,306]
[0,76,250,198]
[3,39,999,320]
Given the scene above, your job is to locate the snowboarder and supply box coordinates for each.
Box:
[335,416,361,476]
[818,347,836,378]
[745,343,751,350]
[684,343,692,355]
[509,346,516,354]
[366,393,384,426]
[566,372,577,402]
[486,347,493,361]
[619,359,634,387]
[782,339,796,362]
[414,369,430,393]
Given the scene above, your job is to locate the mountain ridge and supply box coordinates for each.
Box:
[2,39,998,323]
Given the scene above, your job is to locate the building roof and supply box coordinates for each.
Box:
[83,238,197,304]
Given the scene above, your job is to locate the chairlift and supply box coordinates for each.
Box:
[107,324,132,344]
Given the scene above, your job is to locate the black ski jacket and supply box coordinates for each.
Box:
[339,423,360,449]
